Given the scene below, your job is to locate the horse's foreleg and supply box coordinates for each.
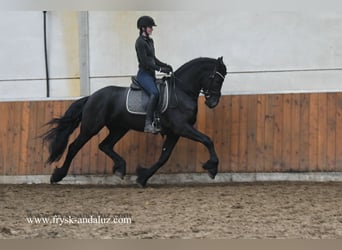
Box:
[136,133,179,188]
[99,127,129,179]
[179,124,218,179]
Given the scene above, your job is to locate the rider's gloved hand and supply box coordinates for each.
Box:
[165,64,173,73]
[160,66,172,74]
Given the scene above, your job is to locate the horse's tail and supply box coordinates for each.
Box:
[43,96,89,164]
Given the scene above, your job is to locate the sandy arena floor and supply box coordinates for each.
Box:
[1,182,342,239]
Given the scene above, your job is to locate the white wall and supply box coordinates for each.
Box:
[88,11,342,95]
[0,11,80,100]
[0,11,342,100]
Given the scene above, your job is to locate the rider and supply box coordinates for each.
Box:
[135,15,172,133]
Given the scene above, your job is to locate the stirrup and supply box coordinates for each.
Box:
[152,116,161,131]
[144,123,160,134]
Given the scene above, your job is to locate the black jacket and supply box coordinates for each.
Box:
[135,35,168,77]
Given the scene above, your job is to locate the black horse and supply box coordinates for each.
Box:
[43,57,227,187]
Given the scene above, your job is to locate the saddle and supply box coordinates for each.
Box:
[126,76,170,115]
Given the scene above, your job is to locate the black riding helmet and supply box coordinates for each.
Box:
[137,16,157,29]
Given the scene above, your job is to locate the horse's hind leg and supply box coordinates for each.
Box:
[50,127,100,184]
[99,127,129,179]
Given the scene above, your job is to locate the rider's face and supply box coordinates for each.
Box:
[146,26,153,35]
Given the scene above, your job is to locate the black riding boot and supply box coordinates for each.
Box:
[144,94,160,133]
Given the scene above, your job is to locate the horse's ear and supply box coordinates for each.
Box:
[218,56,223,63]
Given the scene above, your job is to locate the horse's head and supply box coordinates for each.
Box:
[202,57,227,108]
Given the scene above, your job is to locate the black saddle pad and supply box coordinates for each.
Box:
[126,78,169,115]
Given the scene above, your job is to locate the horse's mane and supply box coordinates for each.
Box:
[174,57,217,75]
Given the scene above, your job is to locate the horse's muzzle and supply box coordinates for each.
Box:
[205,95,220,109]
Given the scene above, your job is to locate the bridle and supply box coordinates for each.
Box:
[201,66,226,99]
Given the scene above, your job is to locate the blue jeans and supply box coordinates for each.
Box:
[137,70,159,100]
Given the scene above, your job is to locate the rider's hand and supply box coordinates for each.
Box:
[166,64,173,73]
[160,67,172,74]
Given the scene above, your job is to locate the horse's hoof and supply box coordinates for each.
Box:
[208,167,218,179]
[50,175,57,184]
[203,161,218,179]
[50,167,65,184]
[113,162,126,180]
[136,165,149,188]
[50,174,61,184]
[114,170,125,180]
[50,174,62,184]
[207,170,216,180]
[136,177,147,188]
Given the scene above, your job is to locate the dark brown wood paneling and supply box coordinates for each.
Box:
[335,93,342,171]
[290,94,301,171]
[255,95,266,172]
[272,94,283,171]
[0,102,9,175]
[247,95,257,172]
[2,92,342,176]
[309,93,319,171]
[299,94,310,171]
[219,95,232,173]
[326,93,336,170]
[264,95,274,172]
[230,95,240,172]
[238,95,248,172]
[317,93,328,171]
[282,94,292,171]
